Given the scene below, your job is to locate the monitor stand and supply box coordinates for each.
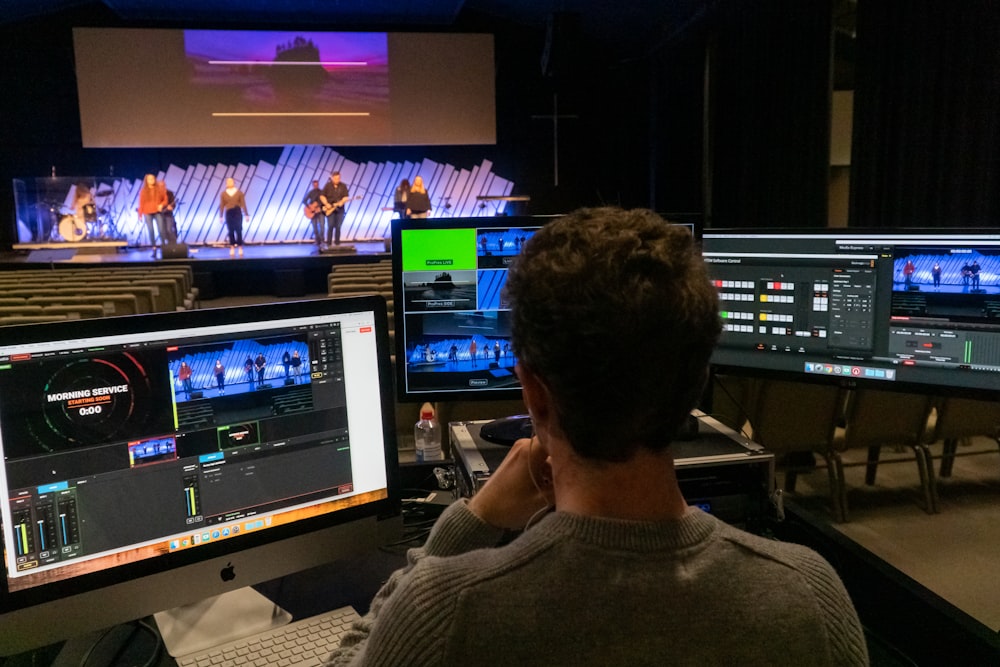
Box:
[478,414,533,446]
[153,587,292,657]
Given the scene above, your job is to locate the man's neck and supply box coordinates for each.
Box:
[550,443,689,522]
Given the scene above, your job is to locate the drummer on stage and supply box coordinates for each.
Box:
[72,182,94,223]
[57,182,94,242]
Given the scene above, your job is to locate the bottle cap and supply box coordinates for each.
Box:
[420,402,435,420]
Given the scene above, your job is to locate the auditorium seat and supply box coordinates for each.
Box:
[131,278,186,311]
[746,379,846,521]
[0,267,196,313]
[708,374,753,433]
[105,270,196,309]
[40,303,107,320]
[27,293,141,317]
[921,396,1000,507]
[831,389,937,519]
[0,305,45,317]
[83,284,156,314]
[0,277,153,315]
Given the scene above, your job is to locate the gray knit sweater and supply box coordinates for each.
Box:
[325,500,869,666]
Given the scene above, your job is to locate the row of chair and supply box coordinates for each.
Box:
[327,261,392,293]
[711,376,1000,522]
[0,266,197,297]
[327,261,395,361]
[0,267,198,321]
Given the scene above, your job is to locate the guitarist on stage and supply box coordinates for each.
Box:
[320,170,350,248]
[302,179,324,249]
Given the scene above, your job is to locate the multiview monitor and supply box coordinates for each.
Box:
[392,217,542,401]
[391,215,698,444]
[0,296,400,656]
[702,229,1000,399]
[391,217,543,444]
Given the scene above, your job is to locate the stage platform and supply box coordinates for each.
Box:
[0,241,390,300]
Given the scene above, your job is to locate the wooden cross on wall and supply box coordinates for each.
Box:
[531,93,579,187]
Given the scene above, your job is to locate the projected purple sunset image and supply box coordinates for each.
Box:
[183,30,389,130]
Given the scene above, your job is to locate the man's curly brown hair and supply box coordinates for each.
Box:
[505,207,721,462]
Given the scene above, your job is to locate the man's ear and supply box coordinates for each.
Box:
[516,363,553,435]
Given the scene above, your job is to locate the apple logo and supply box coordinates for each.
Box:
[220,562,236,582]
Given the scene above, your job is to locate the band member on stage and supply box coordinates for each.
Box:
[393,178,411,219]
[320,171,350,247]
[303,179,324,249]
[138,174,167,258]
[58,182,94,242]
[406,176,432,219]
[73,182,94,221]
[178,361,193,398]
[157,180,178,246]
[219,177,250,257]
[254,352,267,388]
[214,359,226,395]
[903,259,915,287]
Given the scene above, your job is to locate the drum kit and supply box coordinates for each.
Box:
[45,187,121,243]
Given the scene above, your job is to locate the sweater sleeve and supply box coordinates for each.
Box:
[323,500,503,666]
[787,548,870,666]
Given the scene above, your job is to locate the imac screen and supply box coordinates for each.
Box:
[0,296,398,654]
[702,229,1000,397]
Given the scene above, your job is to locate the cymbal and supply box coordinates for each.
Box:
[96,189,114,196]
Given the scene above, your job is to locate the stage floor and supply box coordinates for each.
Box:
[3,241,387,264]
[0,242,391,299]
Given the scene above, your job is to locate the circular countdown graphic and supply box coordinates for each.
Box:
[38,354,153,447]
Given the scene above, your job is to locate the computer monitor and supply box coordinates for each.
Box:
[0,296,400,657]
[391,217,544,443]
[391,216,699,444]
[702,228,1000,399]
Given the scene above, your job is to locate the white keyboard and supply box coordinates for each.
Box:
[176,605,361,667]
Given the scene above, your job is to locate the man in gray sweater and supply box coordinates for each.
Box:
[326,208,869,666]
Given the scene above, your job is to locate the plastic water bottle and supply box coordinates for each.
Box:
[414,403,442,462]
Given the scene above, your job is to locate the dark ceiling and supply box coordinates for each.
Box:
[2,0,717,59]
[4,0,856,78]
[3,0,688,26]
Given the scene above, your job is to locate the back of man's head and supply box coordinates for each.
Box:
[505,207,721,462]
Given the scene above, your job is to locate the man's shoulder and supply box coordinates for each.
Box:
[713,520,839,581]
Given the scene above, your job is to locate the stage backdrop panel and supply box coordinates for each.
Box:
[90,146,514,246]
